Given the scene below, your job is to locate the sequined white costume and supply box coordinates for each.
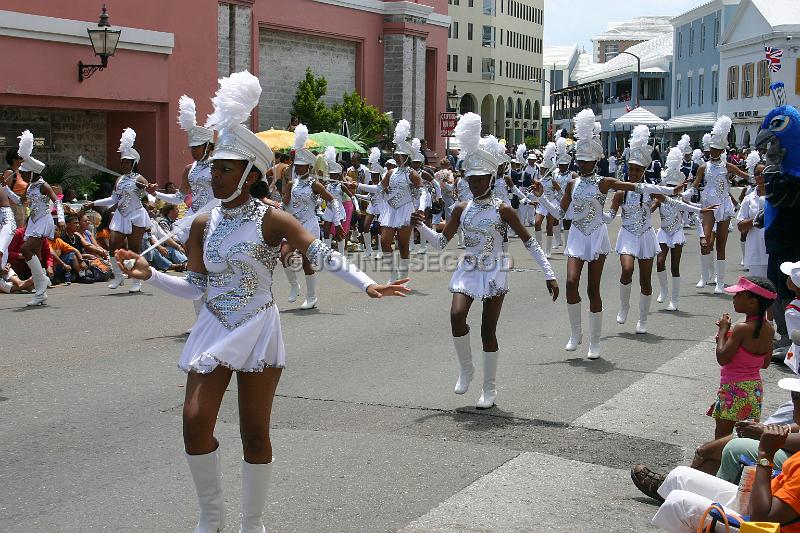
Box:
[94,173,151,234]
[564,174,611,261]
[657,197,702,248]
[493,176,511,205]
[0,203,14,267]
[321,181,346,224]
[614,191,659,259]
[455,177,474,203]
[701,159,735,222]
[180,199,284,373]
[737,191,768,274]
[157,160,214,215]
[288,176,320,238]
[381,166,415,228]
[535,170,560,217]
[24,178,57,239]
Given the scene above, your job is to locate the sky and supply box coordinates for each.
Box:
[543,0,701,53]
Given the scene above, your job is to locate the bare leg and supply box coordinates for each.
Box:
[237,368,283,464]
[450,292,475,337]
[586,255,606,313]
[480,295,505,352]
[183,367,234,455]
[128,226,147,254]
[566,256,585,305]
[713,419,737,441]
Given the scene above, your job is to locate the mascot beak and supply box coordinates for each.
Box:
[755,128,776,149]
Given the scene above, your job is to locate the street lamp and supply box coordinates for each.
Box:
[618,50,641,108]
[529,78,550,141]
[447,85,460,112]
[78,5,121,82]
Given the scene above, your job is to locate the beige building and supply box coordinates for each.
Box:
[446,0,545,145]
[592,16,673,63]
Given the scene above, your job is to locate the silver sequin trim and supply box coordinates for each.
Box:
[185,271,208,290]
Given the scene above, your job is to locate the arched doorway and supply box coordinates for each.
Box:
[728,127,737,148]
[742,129,751,148]
[480,94,494,135]
[533,100,541,120]
[524,100,532,120]
[495,96,505,138]
[460,93,477,114]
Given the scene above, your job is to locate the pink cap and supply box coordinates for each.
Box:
[724,276,777,300]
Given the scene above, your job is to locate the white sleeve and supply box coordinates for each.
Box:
[415,222,449,250]
[536,195,565,220]
[634,183,675,196]
[92,191,119,208]
[305,239,376,291]
[55,199,65,224]
[3,186,20,205]
[155,190,185,205]
[357,183,380,193]
[665,197,702,214]
[433,180,442,200]
[147,268,206,300]
[523,237,556,281]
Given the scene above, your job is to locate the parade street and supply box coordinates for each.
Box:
[0,217,792,532]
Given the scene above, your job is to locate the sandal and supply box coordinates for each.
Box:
[630,464,666,502]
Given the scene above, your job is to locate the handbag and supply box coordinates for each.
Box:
[739,522,780,533]
[697,503,735,533]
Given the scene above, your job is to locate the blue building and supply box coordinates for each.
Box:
[666,0,741,147]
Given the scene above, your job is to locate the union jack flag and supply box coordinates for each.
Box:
[765,46,783,72]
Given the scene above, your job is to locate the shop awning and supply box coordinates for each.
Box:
[612,107,666,126]
[664,112,717,130]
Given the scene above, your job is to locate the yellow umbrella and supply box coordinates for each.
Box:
[255,129,319,151]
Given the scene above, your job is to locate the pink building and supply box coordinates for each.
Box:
[0,0,450,185]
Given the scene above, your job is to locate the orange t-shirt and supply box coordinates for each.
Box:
[771,451,800,531]
[50,237,77,255]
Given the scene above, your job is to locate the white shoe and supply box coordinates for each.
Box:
[0,279,11,293]
[240,458,273,533]
[587,311,602,360]
[565,302,582,351]
[415,244,427,255]
[453,332,474,395]
[300,296,317,310]
[668,276,680,311]
[635,294,651,334]
[186,447,225,533]
[26,292,47,306]
[108,257,125,289]
[475,351,498,409]
[300,275,317,309]
[128,279,142,293]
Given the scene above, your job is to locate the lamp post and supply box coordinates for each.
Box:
[618,50,641,108]
[529,77,550,142]
[78,5,121,82]
[445,85,460,154]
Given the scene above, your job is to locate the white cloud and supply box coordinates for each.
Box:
[544,0,699,52]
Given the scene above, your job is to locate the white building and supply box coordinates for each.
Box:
[591,16,674,63]
[719,0,800,147]
[447,0,545,144]
[541,44,582,138]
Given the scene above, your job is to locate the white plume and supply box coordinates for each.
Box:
[692,148,703,166]
[746,150,761,173]
[368,146,380,166]
[516,143,527,163]
[177,95,197,132]
[483,135,504,159]
[629,125,650,152]
[574,109,596,141]
[556,136,567,156]
[17,130,33,160]
[666,147,683,175]
[118,127,136,154]
[677,134,691,154]
[542,142,557,163]
[293,123,309,151]
[324,146,337,166]
[711,115,732,139]
[593,121,602,137]
[702,133,712,148]
[393,119,411,145]
[411,138,421,153]
[453,112,481,155]
[204,70,262,130]
[554,129,563,140]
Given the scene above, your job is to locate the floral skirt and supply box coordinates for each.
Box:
[707,379,762,422]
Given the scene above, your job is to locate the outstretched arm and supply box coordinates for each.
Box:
[411,202,465,250]
[499,204,558,301]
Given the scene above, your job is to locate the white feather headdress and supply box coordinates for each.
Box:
[692,148,703,166]
[205,71,262,131]
[709,115,732,150]
[411,138,421,154]
[119,127,136,154]
[554,129,563,141]
[574,109,595,141]
[702,133,712,151]
[627,125,652,167]
[411,137,424,162]
[574,109,603,161]
[664,146,684,186]
[293,124,309,152]
[746,150,762,174]
[17,130,33,160]
[178,95,197,132]
[453,113,482,157]
[515,143,527,165]
[483,135,504,163]
[393,119,411,145]
[677,134,691,155]
[541,142,557,169]
[323,146,337,166]
[368,146,381,166]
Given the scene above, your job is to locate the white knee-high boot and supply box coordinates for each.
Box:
[453,332,474,394]
[240,458,273,533]
[362,232,373,258]
[668,276,681,311]
[587,311,602,360]
[108,256,125,289]
[565,302,582,351]
[534,230,543,249]
[714,260,726,294]
[554,224,562,248]
[337,239,345,256]
[300,274,317,309]
[636,293,652,334]
[382,252,396,284]
[617,282,632,324]
[740,240,746,267]
[397,257,410,282]
[25,256,48,306]
[544,234,553,258]
[657,270,669,303]
[324,236,332,249]
[476,350,498,409]
[697,254,711,288]
[284,266,300,303]
[186,447,225,533]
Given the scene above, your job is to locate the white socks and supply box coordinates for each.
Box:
[657,270,669,303]
[324,236,332,249]
[668,276,681,311]
[535,230,543,248]
[566,302,582,351]
[108,256,125,289]
[617,283,632,324]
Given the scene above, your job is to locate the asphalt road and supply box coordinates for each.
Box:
[0,216,794,532]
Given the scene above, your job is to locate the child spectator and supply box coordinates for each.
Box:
[0,264,33,293]
[709,276,778,438]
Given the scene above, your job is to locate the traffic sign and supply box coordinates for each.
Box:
[440,112,457,137]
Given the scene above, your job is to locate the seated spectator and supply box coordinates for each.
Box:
[94,209,113,251]
[0,264,33,293]
[145,204,187,272]
[6,226,52,282]
[65,213,108,259]
[50,226,86,284]
[650,378,800,531]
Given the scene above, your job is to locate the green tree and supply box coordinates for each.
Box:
[525,135,541,149]
[290,68,339,133]
[331,91,391,148]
